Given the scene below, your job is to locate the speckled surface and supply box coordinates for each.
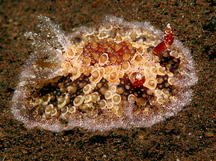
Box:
[0,0,215,160]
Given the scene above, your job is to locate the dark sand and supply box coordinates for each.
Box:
[0,0,215,160]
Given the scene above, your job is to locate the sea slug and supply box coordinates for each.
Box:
[11,15,198,132]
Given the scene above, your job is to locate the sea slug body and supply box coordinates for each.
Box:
[11,15,198,132]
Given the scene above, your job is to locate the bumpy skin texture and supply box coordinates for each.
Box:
[11,15,198,132]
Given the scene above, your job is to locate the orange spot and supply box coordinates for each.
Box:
[98,47,103,52]
[108,53,113,57]
[117,59,122,63]
[121,41,127,46]
[89,48,94,52]
[118,49,124,56]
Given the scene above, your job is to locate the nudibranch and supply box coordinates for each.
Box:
[11,15,198,132]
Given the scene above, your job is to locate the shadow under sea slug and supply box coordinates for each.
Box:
[11,15,198,132]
